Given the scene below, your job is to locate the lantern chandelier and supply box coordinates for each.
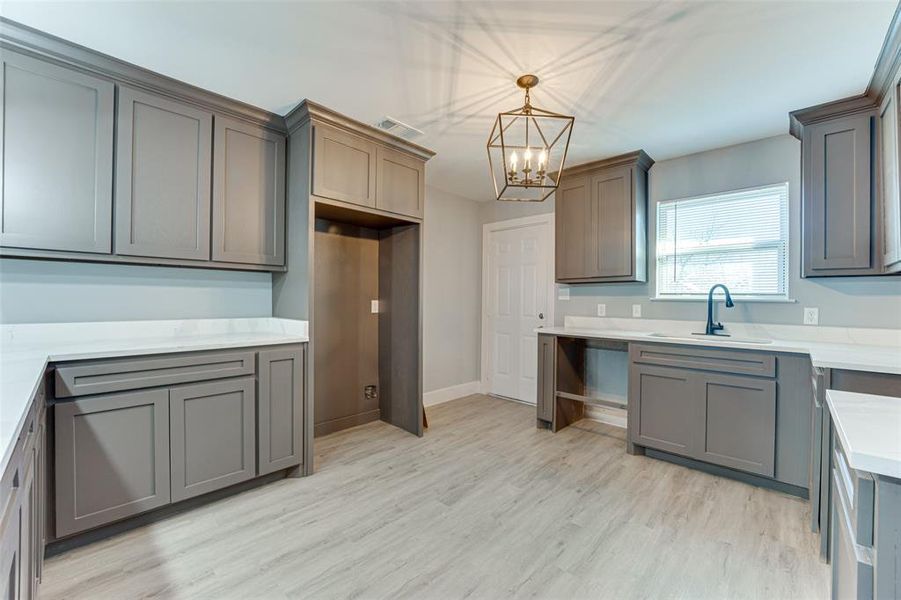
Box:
[487,74,574,202]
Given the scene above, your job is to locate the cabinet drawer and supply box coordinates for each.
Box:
[630,343,775,377]
[832,469,874,600]
[833,438,876,548]
[55,351,255,398]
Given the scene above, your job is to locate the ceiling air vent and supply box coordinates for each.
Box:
[374,116,424,140]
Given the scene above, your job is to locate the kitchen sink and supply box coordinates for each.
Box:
[647,332,772,345]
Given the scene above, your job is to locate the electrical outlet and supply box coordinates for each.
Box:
[371,300,380,314]
[632,304,642,318]
[558,287,570,300]
[803,307,819,325]
[597,303,606,317]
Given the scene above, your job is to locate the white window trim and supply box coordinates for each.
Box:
[653,182,791,301]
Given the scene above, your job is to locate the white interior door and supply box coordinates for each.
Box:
[485,219,551,404]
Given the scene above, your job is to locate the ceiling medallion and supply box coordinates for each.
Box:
[487,74,575,202]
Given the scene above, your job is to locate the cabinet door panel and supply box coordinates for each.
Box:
[590,167,633,278]
[54,389,170,537]
[536,335,555,423]
[0,51,114,253]
[212,116,286,265]
[0,486,20,600]
[805,113,875,274]
[630,364,698,456]
[881,83,901,273]
[312,124,376,206]
[115,87,212,260]
[555,176,589,280]
[376,146,424,218]
[257,347,304,475]
[170,378,255,502]
[699,373,776,477]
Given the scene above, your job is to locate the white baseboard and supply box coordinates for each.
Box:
[584,405,627,429]
[424,380,481,407]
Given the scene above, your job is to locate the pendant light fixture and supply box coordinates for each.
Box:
[487,74,574,202]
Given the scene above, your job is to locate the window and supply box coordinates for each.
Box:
[655,183,789,299]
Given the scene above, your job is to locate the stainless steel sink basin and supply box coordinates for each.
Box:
[647,332,772,345]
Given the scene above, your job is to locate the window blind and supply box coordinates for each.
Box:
[655,183,789,298]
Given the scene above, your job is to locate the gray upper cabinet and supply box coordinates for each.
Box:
[312,123,377,207]
[376,146,424,219]
[880,71,901,274]
[803,112,877,276]
[212,116,286,266]
[169,377,256,502]
[0,50,114,254]
[554,151,651,283]
[115,87,212,260]
[555,176,589,280]
[54,389,170,538]
[257,347,304,475]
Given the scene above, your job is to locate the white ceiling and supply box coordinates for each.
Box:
[3,1,896,202]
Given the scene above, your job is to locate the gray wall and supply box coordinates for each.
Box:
[0,259,272,323]
[423,187,482,392]
[481,134,901,329]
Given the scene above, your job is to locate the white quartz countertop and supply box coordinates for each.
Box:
[0,318,308,476]
[537,317,901,375]
[826,390,901,479]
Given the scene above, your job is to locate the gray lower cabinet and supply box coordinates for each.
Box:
[555,151,651,283]
[629,344,780,480]
[0,49,114,254]
[630,364,697,456]
[0,485,20,598]
[212,116,286,266]
[54,389,171,537]
[115,86,213,261]
[536,334,555,423]
[169,378,256,502]
[697,373,776,477]
[257,348,304,475]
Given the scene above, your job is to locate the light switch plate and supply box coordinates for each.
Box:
[558,287,570,300]
[371,300,380,314]
[597,304,606,317]
[803,307,819,325]
[632,304,642,318]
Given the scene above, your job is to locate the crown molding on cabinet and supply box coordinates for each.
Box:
[284,99,435,161]
[559,149,654,178]
[0,17,287,133]
[868,2,901,103]
[788,94,878,140]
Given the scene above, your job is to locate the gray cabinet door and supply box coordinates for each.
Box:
[630,364,699,456]
[312,123,377,207]
[212,116,286,265]
[804,113,876,275]
[536,335,555,423]
[880,78,901,274]
[169,377,255,502]
[589,167,633,279]
[0,483,20,600]
[555,176,589,280]
[697,372,776,477]
[376,146,424,219]
[18,446,34,600]
[115,86,212,260]
[54,389,170,537]
[0,51,114,254]
[257,347,304,475]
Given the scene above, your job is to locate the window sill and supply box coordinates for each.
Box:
[651,297,797,304]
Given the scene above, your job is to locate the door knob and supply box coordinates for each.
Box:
[538,313,544,319]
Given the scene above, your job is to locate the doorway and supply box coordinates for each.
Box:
[481,214,555,404]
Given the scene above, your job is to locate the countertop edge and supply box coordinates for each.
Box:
[826,390,901,480]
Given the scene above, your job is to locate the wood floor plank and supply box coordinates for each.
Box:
[41,394,829,599]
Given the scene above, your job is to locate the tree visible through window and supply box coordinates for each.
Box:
[655,183,789,299]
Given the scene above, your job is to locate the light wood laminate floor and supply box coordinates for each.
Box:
[43,394,829,599]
